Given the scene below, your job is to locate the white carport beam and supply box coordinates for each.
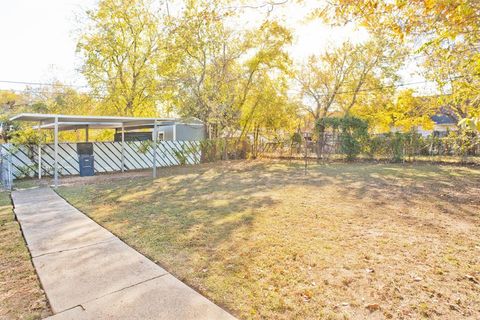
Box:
[32,121,177,131]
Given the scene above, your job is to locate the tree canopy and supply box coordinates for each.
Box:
[3,0,479,145]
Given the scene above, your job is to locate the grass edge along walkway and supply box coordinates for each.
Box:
[12,187,236,320]
[0,190,51,320]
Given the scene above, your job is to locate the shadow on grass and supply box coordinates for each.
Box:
[53,160,480,320]
[58,160,480,257]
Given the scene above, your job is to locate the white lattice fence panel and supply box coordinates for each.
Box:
[4,141,201,180]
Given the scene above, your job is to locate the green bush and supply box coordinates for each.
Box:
[173,145,189,165]
[447,129,478,156]
[316,116,369,160]
[199,139,249,162]
[367,132,422,162]
[389,132,406,162]
[135,140,152,154]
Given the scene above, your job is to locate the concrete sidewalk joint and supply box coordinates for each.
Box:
[12,187,236,320]
[31,238,118,258]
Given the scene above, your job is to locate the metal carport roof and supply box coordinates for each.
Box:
[9,113,203,131]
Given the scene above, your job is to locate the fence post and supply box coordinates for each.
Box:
[38,144,42,180]
[7,151,13,190]
[54,117,59,188]
[152,120,158,178]
[121,125,125,172]
[38,121,42,180]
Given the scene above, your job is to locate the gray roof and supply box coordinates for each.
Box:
[431,114,457,125]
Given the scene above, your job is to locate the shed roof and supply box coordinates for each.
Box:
[9,113,203,131]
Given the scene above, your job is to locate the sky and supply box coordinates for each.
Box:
[0,0,96,91]
[0,0,432,94]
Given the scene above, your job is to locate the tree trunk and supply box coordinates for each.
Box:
[252,125,260,159]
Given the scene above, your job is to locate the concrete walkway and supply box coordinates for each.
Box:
[12,188,236,320]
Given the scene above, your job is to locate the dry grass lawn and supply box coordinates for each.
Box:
[57,161,480,319]
[0,192,51,320]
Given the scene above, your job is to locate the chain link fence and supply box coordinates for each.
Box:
[255,132,480,163]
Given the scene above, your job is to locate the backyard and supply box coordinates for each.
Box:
[55,160,480,319]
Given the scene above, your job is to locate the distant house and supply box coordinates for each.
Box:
[416,114,458,137]
[390,113,458,137]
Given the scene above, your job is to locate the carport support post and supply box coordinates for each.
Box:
[152,120,158,178]
[121,125,125,172]
[54,117,59,188]
[38,121,42,180]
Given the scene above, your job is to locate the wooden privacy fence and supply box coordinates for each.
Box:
[0,140,201,180]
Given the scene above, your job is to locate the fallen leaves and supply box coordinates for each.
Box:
[56,161,480,320]
[365,303,381,312]
[465,274,479,284]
